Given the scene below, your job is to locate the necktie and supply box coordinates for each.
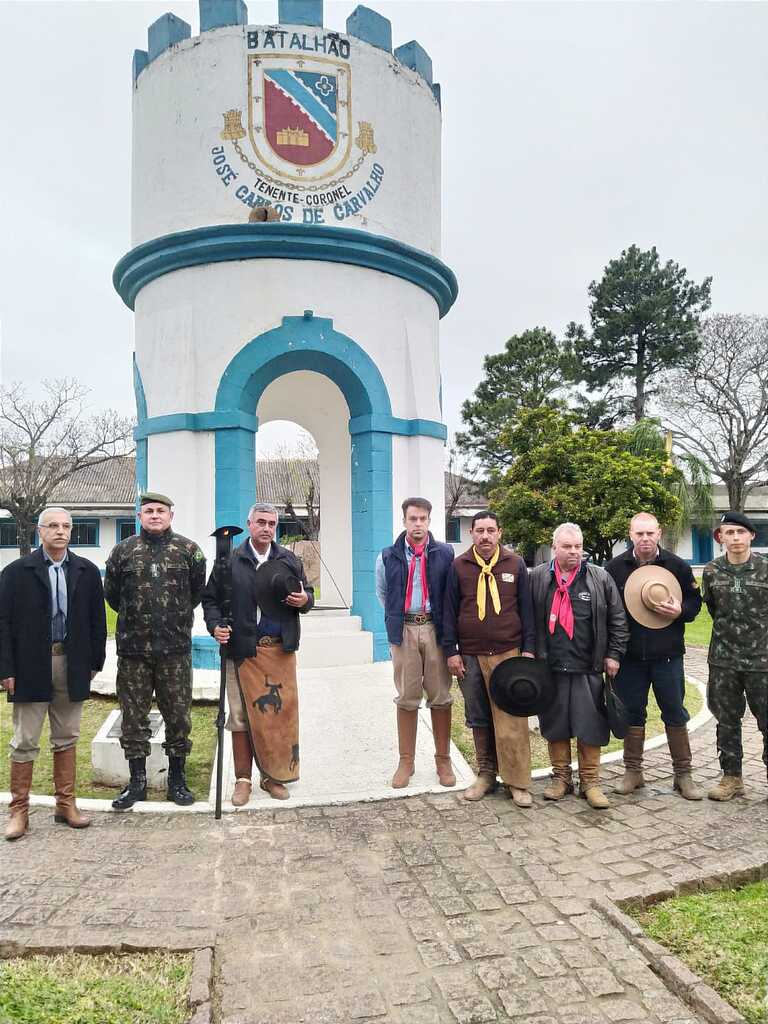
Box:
[53,566,66,641]
[404,543,428,612]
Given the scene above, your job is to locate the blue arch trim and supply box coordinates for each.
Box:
[113,224,458,318]
[216,314,392,420]
[213,315,396,658]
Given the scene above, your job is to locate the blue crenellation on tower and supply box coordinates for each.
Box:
[136,2,437,93]
[277,0,323,27]
[393,40,432,85]
[133,49,149,85]
[200,0,248,32]
[346,5,392,53]
[147,12,191,62]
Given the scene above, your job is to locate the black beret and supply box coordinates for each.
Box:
[718,511,756,533]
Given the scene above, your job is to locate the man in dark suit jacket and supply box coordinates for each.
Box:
[0,507,107,840]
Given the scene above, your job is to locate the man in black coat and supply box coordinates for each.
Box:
[605,512,703,800]
[0,507,107,840]
[202,502,314,803]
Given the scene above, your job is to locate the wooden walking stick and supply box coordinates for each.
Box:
[211,525,243,819]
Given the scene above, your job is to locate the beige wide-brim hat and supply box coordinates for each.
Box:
[624,564,683,629]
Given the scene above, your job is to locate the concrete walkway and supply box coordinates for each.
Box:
[2,648,767,1024]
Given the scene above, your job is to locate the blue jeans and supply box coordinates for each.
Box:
[613,657,690,728]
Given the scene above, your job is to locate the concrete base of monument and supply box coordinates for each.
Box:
[91,709,169,788]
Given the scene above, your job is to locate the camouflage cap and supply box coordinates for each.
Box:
[140,492,174,508]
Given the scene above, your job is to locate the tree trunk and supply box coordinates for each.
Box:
[634,337,646,422]
[16,513,34,556]
[727,475,747,512]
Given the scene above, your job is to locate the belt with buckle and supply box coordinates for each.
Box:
[404,613,432,625]
[51,642,66,655]
[257,636,282,647]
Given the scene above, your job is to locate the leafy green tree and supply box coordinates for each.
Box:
[489,408,682,563]
[456,327,572,474]
[567,245,712,423]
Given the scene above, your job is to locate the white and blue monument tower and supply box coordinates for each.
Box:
[114,0,457,665]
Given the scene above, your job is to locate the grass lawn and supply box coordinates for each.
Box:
[0,696,217,801]
[634,882,768,1024]
[105,602,117,636]
[0,951,193,1024]
[450,680,704,772]
[684,577,713,648]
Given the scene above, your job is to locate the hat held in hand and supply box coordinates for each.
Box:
[253,559,303,622]
[489,657,555,717]
[624,564,682,629]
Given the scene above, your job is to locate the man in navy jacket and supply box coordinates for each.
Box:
[376,498,456,789]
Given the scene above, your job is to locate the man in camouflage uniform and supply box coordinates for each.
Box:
[105,493,206,808]
[702,510,768,801]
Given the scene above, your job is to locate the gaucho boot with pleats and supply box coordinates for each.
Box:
[392,707,418,789]
[431,705,456,787]
[543,740,574,801]
[53,747,90,828]
[5,760,33,840]
[614,726,646,795]
[463,727,498,801]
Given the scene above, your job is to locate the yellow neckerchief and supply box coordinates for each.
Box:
[472,545,501,620]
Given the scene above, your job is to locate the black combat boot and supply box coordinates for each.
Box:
[112,758,147,811]
[167,756,195,806]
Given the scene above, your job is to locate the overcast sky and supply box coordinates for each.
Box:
[1,0,766,453]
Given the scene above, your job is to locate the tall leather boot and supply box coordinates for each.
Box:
[392,707,418,789]
[577,741,609,809]
[431,706,456,787]
[112,757,147,811]
[614,726,646,794]
[463,727,498,801]
[543,740,574,800]
[53,747,90,828]
[167,755,195,806]
[231,731,253,807]
[5,760,33,841]
[666,725,703,800]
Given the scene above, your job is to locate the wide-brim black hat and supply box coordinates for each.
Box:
[254,560,303,621]
[489,657,555,717]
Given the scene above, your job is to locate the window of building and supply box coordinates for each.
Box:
[70,518,99,547]
[0,520,37,549]
[446,517,461,543]
[752,520,768,548]
[116,517,137,542]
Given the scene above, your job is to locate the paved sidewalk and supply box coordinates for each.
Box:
[1,649,767,1024]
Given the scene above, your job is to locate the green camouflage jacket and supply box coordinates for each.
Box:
[104,528,206,657]
[701,552,768,670]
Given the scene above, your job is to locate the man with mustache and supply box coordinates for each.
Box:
[442,511,536,806]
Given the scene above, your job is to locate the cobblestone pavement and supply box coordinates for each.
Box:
[2,649,767,1024]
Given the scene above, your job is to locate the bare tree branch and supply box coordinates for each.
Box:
[659,314,768,510]
[0,379,135,555]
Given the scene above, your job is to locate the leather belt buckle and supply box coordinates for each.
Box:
[258,636,281,647]
[406,613,431,625]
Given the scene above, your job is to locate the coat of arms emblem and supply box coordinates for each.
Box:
[247,54,352,183]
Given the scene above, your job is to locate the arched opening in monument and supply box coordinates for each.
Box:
[256,373,352,610]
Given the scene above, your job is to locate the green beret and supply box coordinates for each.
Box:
[140,492,174,508]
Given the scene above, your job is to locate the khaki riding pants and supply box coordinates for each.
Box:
[9,654,83,763]
[477,649,531,790]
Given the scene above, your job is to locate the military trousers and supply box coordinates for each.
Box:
[116,653,193,759]
[707,666,768,776]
